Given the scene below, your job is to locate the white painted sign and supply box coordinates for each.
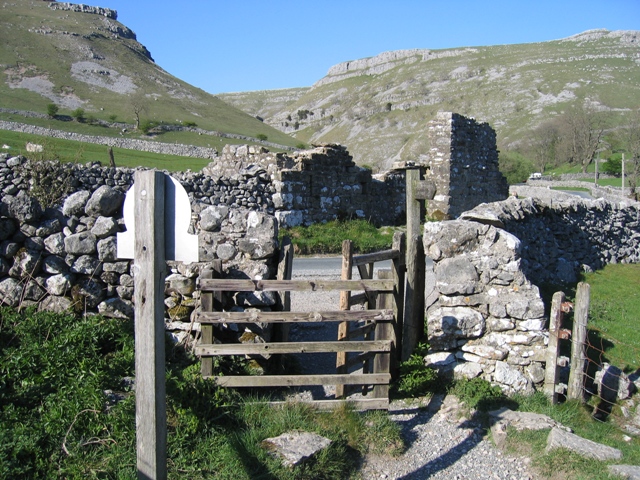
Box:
[117,174,199,263]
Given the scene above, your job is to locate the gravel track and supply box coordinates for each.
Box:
[289,267,536,479]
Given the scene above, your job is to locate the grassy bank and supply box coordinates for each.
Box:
[0,307,402,479]
[279,220,397,255]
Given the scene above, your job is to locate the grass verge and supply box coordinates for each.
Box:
[279,220,397,255]
[0,307,402,479]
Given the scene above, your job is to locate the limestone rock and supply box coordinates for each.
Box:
[261,431,331,468]
[63,190,91,217]
[546,427,622,461]
[98,298,134,319]
[85,186,123,217]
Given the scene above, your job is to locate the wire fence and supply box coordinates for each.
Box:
[545,282,640,434]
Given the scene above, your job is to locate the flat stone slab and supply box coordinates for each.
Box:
[489,407,569,431]
[261,431,332,467]
[609,465,640,480]
[546,427,622,461]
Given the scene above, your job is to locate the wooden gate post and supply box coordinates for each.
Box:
[568,282,590,401]
[403,168,426,361]
[544,291,566,404]
[336,239,353,398]
[133,171,167,480]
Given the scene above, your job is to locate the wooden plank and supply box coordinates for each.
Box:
[200,268,214,377]
[196,340,391,356]
[373,269,394,399]
[336,240,353,398]
[544,291,565,404]
[207,373,391,387]
[197,309,394,324]
[198,278,394,293]
[273,238,293,346]
[352,249,400,266]
[349,292,368,305]
[344,321,377,339]
[268,398,389,411]
[133,171,167,480]
[357,263,377,308]
[345,351,376,369]
[568,282,590,401]
[391,232,405,368]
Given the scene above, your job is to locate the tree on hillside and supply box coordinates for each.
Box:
[46,103,59,118]
[528,120,561,173]
[131,96,148,131]
[557,102,607,173]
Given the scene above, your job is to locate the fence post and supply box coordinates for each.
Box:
[133,171,167,480]
[336,240,353,398]
[544,291,565,404]
[373,269,393,399]
[568,282,590,401]
[403,168,425,360]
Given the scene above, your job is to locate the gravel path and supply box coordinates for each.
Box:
[289,267,537,480]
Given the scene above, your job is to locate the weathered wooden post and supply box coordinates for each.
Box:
[336,239,353,398]
[118,171,198,480]
[568,282,590,401]
[403,168,434,360]
[544,291,567,404]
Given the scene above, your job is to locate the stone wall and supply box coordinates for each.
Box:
[423,194,640,393]
[0,153,279,344]
[204,143,407,227]
[422,112,509,219]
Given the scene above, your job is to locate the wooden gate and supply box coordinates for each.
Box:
[194,232,405,410]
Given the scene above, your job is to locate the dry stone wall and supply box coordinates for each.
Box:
[422,112,509,219]
[0,153,279,345]
[423,195,640,393]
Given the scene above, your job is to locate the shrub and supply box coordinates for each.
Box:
[46,103,59,118]
[71,108,85,123]
[183,121,197,128]
[139,119,158,134]
[108,114,118,123]
[256,133,268,141]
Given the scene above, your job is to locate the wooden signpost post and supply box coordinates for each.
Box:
[118,171,198,480]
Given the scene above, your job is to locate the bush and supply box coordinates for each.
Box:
[71,108,85,123]
[139,119,158,134]
[183,121,197,128]
[46,103,59,118]
[499,150,535,184]
[256,133,268,141]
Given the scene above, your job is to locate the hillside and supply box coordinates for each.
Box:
[220,30,640,171]
[0,1,299,149]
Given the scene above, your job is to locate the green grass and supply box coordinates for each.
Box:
[580,264,640,372]
[279,220,397,255]
[0,130,213,171]
[0,307,402,479]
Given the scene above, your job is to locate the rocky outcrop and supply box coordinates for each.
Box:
[49,2,117,19]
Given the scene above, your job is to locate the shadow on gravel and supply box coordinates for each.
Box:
[393,396,488,480]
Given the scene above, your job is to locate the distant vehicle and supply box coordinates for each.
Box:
[529,172,542,180]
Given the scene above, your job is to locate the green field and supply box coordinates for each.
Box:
[0,129,213,171]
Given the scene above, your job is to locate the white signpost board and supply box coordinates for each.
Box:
[117,171,198,480]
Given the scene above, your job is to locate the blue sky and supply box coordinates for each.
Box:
[99,0,639,94]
